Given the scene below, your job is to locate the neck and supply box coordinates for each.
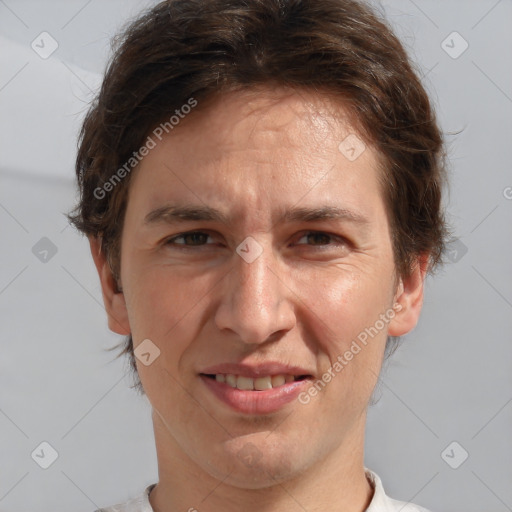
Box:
[149,410,373,512]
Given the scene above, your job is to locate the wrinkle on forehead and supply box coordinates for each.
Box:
[186,85,364,153]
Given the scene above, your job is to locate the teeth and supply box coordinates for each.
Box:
[271,375,285,387]
[254,376,273,390]
[213,374,303,390]
[226,374,237,387]
[237,376,254,390]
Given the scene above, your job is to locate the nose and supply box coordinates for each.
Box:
[214,241,296,345]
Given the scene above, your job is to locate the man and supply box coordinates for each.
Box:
[68,0,447,510]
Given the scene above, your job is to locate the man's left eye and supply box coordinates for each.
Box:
[296,231,344,246]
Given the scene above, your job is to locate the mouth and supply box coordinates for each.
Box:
[199,372,313,414]
[200,373,311,390]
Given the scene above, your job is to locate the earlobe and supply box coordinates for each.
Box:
[388,254,429,337]
[89,236,131,335]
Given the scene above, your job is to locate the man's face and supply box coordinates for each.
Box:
[93,87,424,488]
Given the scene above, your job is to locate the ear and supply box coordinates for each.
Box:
[388,253,429,337]
[89,236,131,335]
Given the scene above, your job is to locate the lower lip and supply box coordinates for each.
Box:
[200,375,310,415]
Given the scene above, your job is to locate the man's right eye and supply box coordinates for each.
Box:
[165,231,214,246]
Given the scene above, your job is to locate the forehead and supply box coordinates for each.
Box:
[170,86,365,160]
[126,86,386,228]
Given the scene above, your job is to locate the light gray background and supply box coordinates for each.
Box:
[1,1,511,511]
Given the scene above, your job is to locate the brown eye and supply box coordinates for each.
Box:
[166,231,212,246]
[296,231,342,246]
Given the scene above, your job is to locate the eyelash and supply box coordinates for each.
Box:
[163,230,348,249]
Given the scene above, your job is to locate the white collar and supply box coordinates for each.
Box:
[365,468,431,512]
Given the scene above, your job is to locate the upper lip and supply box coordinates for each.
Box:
[199,362,313,379]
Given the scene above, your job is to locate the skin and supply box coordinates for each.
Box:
[90,86,427,512]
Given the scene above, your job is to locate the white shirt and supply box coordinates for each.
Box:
[95,469,432,512]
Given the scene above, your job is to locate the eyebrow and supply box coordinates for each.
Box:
[143,204,370,227]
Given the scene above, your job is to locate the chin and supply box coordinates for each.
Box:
[203,435,305,489]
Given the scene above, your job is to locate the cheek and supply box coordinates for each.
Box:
[124,260,219,359]
[293,264,393,408]
[124,274,171,340]
[294,264,392,351]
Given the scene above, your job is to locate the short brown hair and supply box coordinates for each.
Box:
[68,0,448,394]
